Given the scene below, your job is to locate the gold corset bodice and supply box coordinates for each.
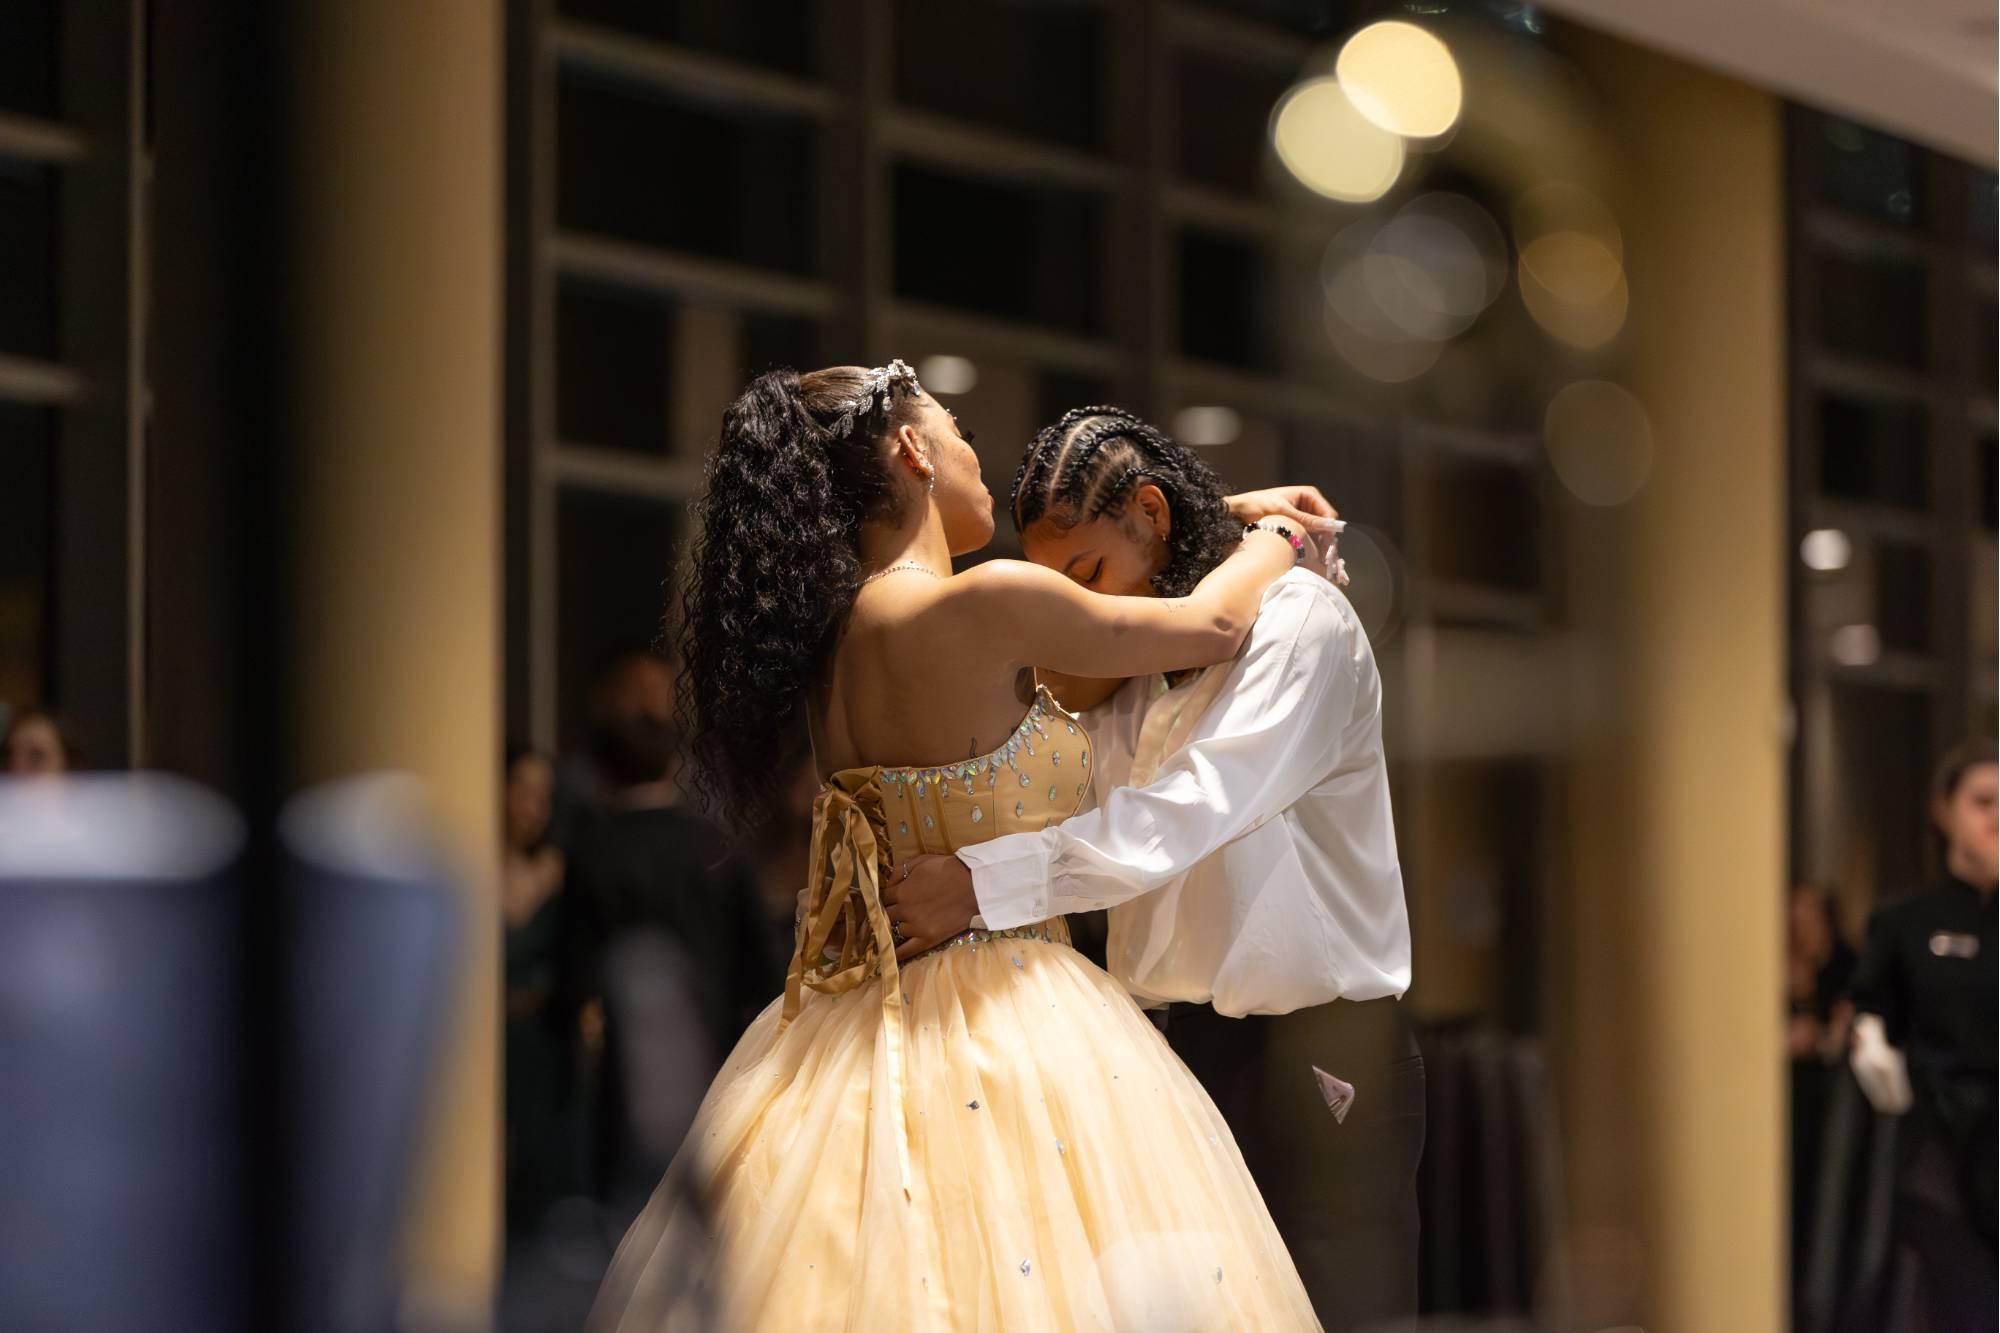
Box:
[782,686,1093,1195]
[870,685,1095,862]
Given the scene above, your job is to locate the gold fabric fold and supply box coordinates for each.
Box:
[781,767,915,1197]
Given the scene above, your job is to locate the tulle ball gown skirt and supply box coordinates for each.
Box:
[589,927,1322,1332]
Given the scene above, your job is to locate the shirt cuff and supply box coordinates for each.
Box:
[956,832,1055,931]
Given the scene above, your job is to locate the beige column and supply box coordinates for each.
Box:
[1554,32,1788,1333]
[285,3,504,1325]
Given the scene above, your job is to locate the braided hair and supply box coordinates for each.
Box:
[1009,406,1242,598]
[676,365,924,826]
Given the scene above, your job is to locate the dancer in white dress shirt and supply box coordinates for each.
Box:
[887,406,1420,1332]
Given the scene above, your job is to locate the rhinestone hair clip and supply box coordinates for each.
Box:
[827,358,924,438]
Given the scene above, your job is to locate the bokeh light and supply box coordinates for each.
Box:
[1543,380,1654,506]
[1829,623,1882,667]
[1515,181,1623,259]
[1514,182,1629,348]
[1800,528,1853,573]
[1331,523,1405,643]
[1520,230,1623,304]
[1323,255,1445,383]
[1361,193,1510,342]
[1519,257,1629,349]
[1336,21,1464,141]
[1271,77,1405,204]
[1172,405,1242,447]
[1319,194,1510,383]
[917,354,978,395]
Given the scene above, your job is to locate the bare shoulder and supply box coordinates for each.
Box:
[930,559,1081,617]
[948,558,1073,597]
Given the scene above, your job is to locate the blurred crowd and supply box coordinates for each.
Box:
[496,650,807,1332]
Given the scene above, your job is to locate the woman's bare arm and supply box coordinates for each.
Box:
[936,527,1302,680]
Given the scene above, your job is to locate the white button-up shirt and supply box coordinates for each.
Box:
[957,569,1411,1017]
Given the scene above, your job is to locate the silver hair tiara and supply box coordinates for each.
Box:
[827,358,924,438]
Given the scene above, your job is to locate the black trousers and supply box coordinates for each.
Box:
[1896,1084,1998,1333]
[1166,998,1425,1333]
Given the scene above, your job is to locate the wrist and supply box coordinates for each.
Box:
[1245,520,1306,564]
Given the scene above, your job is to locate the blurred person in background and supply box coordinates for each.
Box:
[548,647,684,853]
[502,744,589,1239]
[1786,883,1856,1308]
[591,362,1326,1330]
[1789,885,1858,1060]
[1849,738,1998,1331]
[887,407,1415,1332]
[561,660,773,1218]
[2,706,79,775]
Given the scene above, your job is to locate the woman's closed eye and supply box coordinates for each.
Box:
[1080,558,1104,587]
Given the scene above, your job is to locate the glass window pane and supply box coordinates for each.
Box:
[1285,423,1404,639]
[893,0,1103,151]
[1176,53,1291,195]
[1178,228,1274,371]
[0,1,58,118]
[1178,0,1361,40]
[0,161,59,360]
[1285,421,1402,548]
[557,73,819,275]
[740,312,820,382]
[1424,456,1540,593]
[1813,117,1922,228]
[556,488,683,744]
[556,0,817,76]
[891,163,1104,335]
[1976,299,1996,396]
[0,403,54,715]
[1972,532,1997,662]
[1981,434,1997,533]
[1829,682,1933,901]
[1872,539,1931,655]
[1816,393,1928,510]
[1971,170,1997,251]
[558,280,676,455]
[1812,253,1927,370]
[558,284,822,456]
[1412,759,1545,1030]
[1035,370,1114,433]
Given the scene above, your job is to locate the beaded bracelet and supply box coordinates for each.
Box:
[1245,521,1307,564]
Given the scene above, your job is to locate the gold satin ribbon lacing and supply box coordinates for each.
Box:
[781,777,915,1200]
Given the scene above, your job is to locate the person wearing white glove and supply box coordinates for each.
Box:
[1847,739,1997,1331]
[1848,1012,1912,1114]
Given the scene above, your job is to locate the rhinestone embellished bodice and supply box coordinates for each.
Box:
[834,684,1094,867]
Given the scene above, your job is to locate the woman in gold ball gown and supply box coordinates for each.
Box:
[590,361,1322,1332]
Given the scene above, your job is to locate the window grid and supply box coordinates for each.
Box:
[0,1,146,765]
[510,0,1558,752]
[1785,104,1999,894]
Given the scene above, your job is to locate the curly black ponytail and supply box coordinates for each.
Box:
[676,366,921,827]
[1010,406,1242,598]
